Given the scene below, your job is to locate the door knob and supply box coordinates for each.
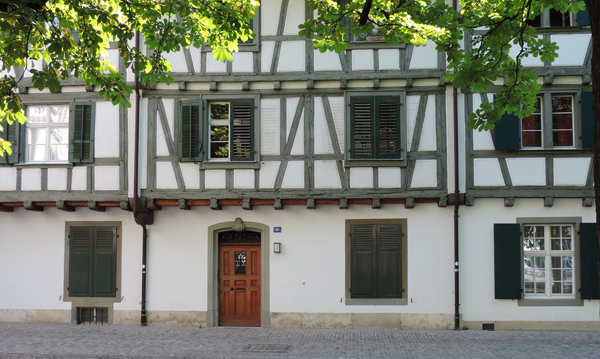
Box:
[230,287,234,291]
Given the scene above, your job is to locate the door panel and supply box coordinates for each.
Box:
[218,243,261,326]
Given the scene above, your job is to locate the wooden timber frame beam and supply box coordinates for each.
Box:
[0,201,123,212]
[148,197,442,210]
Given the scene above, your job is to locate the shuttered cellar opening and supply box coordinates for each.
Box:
[77,307,109,325]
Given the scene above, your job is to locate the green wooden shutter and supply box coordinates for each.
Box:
[375,96,401,159]
[69,102,95,164]
[580,223,599,300]
[350,96,374,159]
[351,224,377,298]
[580,91,594,150]
[494,113,521,151]
[230,99,254,161]
[93,227,117,297]
[577,10,590,26]
[178,100,202,162]
[377,224,402,298]
[0,120,20,164]
[69,227,94,297]
[494,223,522,299]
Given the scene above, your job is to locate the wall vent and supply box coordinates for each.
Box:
[77,307,108,325]
[482,323,495,331]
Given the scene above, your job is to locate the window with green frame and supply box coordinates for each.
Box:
[178,98,255,163]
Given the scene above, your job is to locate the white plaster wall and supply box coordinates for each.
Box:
[145,204,455,314]
[405,95,420,150]
[163,50,188,73]
[352,50,374,71]
[378,167,401,188]
[261,0,283,36]
[95,102,121,158]
[419,95,436,151]
[314,160,342,189]
[21,168,42,191]
[259,161,280,189]
[94,166,120,191]
[47,168,68,191]
[206,55,228,73]
[234,169,255,189]
[508,36,544,67]
[156,162,178,189]
[277,41,305,72]
[551,34,591,67]
[314,97,334,154]
[180,163,200,190]
[506,158,546,186]
[409,41,438,69]
[0,209,141,311]
[283,0,305,35]
[460,199,598,322]
[473,159,505,187]
[314,50,343,72]
[0,167,17,191]
[411,160,437,188]
[554,158,590,186]
[379,49,400,70]
[329,96,345,154]
[71,166,88,191]
[350,167,373,188]
[261,41,275,72]
[232,52,254,73]
[205,170,227,189]
[281,161,304,188]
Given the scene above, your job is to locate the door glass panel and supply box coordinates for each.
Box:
[235,252,246,274]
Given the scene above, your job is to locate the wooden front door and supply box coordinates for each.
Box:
[218,243,261,326]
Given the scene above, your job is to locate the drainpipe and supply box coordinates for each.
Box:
[452,0,460,331]
[133,30,148,327]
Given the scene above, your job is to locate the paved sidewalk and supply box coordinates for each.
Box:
[0,323,599,359]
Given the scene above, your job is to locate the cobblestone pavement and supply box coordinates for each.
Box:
[1,323,599,359]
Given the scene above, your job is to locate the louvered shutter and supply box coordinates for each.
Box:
[375,96,401,159]
[230,99,254,161]
[579,223,599,300]
[69,227,94,297]
[178,100,202,162]
[350,97,374,159]
[0,120,20,164]
[351,224,377,298]
[494,224,522,299]
[377,224,402,298]
[494,113,520,151]
[69,102,95,163]
[93,227,117,297]
[580,91,594,150]
[577,10,590,26]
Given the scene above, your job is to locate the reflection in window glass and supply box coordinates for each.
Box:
[552,96,574,147]
[209,103,230,160]
[235,252,246,274]
[521,97,542,148]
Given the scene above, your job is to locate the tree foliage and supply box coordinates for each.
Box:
[301,0,586,131]
[0,0,258,155]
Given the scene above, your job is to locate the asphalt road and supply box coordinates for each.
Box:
[0,323,599,359]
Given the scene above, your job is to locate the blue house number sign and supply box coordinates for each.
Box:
[274,227,282,233]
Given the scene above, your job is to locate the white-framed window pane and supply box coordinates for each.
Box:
[27,128,47,145]
[522,97,542,148]
[50,128,69,145]
[28,106,48,123]
[50,106,69,123]
[27,145,47,161]
[552,96,574,147]
[523,225,544,251]
[50,144,68,161]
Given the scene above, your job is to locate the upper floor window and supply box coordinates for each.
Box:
[346,92,406,166]
[178,96,257,168]
[0,102,95,165]
[527,9,589,28]
[494,91,594,151]
[26,105,70,163]
[521,95,574,149]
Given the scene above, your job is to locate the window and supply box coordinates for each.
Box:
[68,226,118,298]
[25,105,70,162]
[0,102,95,165]
[347,93,406,165]
[523,224,574,297]
[178,97,257,167]
[527,8,590,28]
[493,220,599,305]
[494,91,594,151]
[345,219,407,304]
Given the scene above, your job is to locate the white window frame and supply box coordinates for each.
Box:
[25,105,70,163]
[522,223,576,299]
